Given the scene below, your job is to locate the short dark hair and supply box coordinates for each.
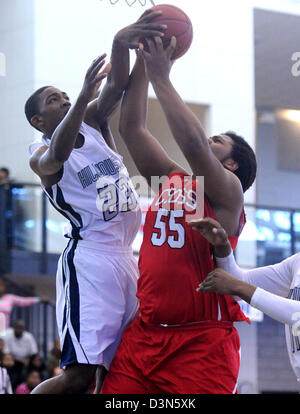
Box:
[0,167,9,176]
[24,86,51,129]
[224,131,257,193]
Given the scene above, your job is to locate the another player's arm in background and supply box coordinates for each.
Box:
[190,217,300,327]
[30,56,109,178]
[119,52,186,187]
[198,267,300,327]
[85,10,167,130]
[141,38,243,227]
[190,217,294,296]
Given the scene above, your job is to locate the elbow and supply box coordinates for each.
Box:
[119,120,143,142]
[105,80,125,101]
[119,123,131,139]
[118,112,132,138]
[119,118,130,138]
[182,133,206,154]
[48,148,68,164]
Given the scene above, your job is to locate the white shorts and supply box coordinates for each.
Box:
[56,238,139,370]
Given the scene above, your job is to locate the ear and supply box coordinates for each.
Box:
[30,114,44,131]
[223,158,239,173]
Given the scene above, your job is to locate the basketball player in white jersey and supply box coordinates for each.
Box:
[191,217,300,387]
[24,11,167,394]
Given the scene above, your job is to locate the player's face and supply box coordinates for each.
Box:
[36,87,71,133]
[27,371,41,389]
[208,134,234,164]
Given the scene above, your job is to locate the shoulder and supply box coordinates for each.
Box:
[281,253,300,273]
[267,254,299,281]
[0,293,12,302]
[24,330,35,339]
[3,328,13,340]
[29,145,49,175]
[15,383,28,394]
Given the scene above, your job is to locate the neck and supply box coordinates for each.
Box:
[43,128,55,139]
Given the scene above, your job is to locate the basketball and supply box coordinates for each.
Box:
[145,4,193,59]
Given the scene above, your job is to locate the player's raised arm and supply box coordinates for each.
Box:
[118,51,186,187]
[140,37,256,229]
[85,10,167,129]
[29,55,108,178]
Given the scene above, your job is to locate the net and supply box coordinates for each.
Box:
[100,0,155,6]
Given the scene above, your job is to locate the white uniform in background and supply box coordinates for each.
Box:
[29,121,141,370]
[0,367,13,394]
[216,252,300,385]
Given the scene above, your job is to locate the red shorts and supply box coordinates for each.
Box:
[101,316,240,394]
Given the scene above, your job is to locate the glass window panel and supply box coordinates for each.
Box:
[11,185,43,252]
[236,206,291,268]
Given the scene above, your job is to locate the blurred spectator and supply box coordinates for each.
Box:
[3,320,38,372]
[46,338,61,378]
[15,370,41,394]
[25,353,46,381]
[0,365,13,394]
[0,278,49,330]
[0,168,12,185]
[1,353,23,391]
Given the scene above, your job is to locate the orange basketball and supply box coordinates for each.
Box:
[146,4,193,59]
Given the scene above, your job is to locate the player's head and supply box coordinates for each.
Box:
[25,86,71,134]
[0,167,9,182]
[13,319,25,338]
[26,370,42,390]
[208,132,257,193]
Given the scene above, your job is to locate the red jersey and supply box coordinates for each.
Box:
[137,171,249,326]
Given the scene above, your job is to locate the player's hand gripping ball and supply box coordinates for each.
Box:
[142,4,193,60]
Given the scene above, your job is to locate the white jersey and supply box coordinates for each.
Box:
[29,121,141,250]
[0,367,12,394]
[216,252,300,385]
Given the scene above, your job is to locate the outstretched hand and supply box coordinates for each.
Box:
[115,9,167,50]
[79,54,111,103]
[197,267,257,304]
[196,268,241,296]
[188,217,229,247]
[136,36,176,83]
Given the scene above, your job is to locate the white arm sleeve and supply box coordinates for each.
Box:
[250,287,300,326]
[216,252,294,297]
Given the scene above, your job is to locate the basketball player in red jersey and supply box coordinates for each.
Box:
[101,37,257,394]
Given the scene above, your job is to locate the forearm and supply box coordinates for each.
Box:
[231,280,257,304]
[94,40,130,125]
[119,59,148,136]
[215,252,247,282]
[250,287,300,326]
[151,78,209,154]
[12,295,40,307]
[119,59,178,183]
[49,95,88,162]
[216,252,292,297]
[106,38,130,93]
[214,241,232,258]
